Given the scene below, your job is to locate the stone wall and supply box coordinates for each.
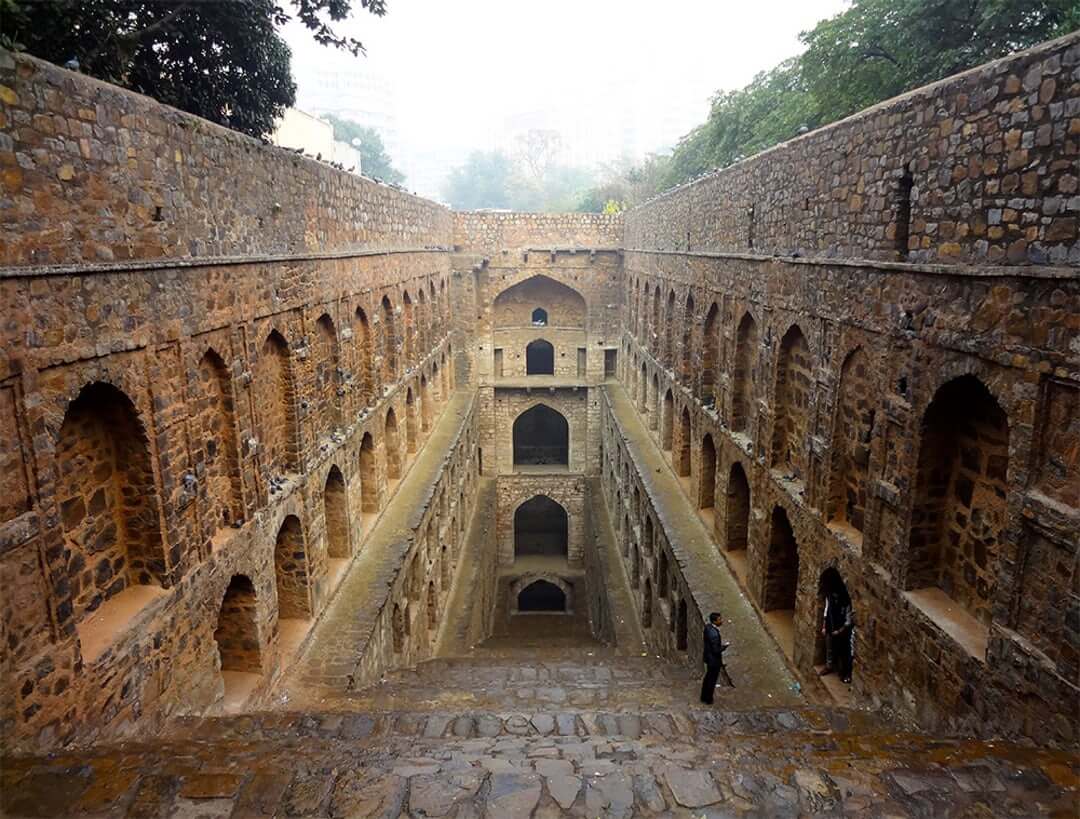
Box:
[0,51,466,752]
[613,35,1079,745]
[0,52,451,268]
[625,33,1080,267]
[453,212,621,255]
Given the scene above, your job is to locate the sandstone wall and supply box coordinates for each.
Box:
[0,52,451,268]
[625,33,1080,267]
[0,50,467,752]
[613,32,1079,746]
[453,212,621,255]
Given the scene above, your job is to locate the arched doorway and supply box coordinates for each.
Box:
[661,389,674,451]
[518,579,566,612]
[526,339,555,375]
[908,375,1008,624]
[385,407,401,480]
[699,434,717,510]
[512,404,569,469]
[815,567,853,677]
[764,507,799,615]
[323,465,349,559]
[725,462,750,552]
[214,575,262,701]
[677,407,692,477]
[514,495,568,558]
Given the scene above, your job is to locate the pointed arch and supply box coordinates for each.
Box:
[57,381,165,623]
[651,285,662,355]
[256,329,299,474]
[313,313,341,436]
[274,514,311,619]
[677,406,692,477]
[827,347,874,533]
[699,433,717,510]
[493,274,586,329]
[772,324,812,479]
[354,306,373,405]
[324,465,349,559]
[514,495,569,558]
[420,374,432,432]
[661,389,674,451]
[405,386,418,454]
[702,303,719,408]
[664,288,676,368]
[381,295,398,383]
[526,338,555,375]
[385,407,402,480]
[763,506,799,613]
[197,348,242,536]
[513,404,569,469]
[908,375,1008,624]
[732,312,757,433]
[215,575,261,675]
[402,290,415,368]
[726,462,750,552]
[359,432,378,518]
[680,292,695,383]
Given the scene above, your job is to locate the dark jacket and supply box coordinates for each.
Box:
[703,622,727,666]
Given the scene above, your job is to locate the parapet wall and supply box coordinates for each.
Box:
[0,51,452,269]
[626,33,1080,266]
[454,212,622,254]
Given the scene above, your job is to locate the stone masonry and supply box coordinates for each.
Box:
[0,30,1078,780]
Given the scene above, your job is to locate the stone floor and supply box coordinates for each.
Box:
[4,705,1077,817]
[3,386,1078,817]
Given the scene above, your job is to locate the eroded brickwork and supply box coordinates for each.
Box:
[1,33,1077,758]
[616,33,1079,746]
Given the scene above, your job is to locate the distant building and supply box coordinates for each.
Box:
[271,108,363,174]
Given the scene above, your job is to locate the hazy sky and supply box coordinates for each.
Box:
[282,0,850,194]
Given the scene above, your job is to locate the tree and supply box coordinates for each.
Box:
[2,0,389,138]
[442,151,516,210]
[800,0,1080,123]
[654,0,1078,192]
[324,115,405,184]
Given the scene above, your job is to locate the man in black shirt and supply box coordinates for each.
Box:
[700,611,733,703]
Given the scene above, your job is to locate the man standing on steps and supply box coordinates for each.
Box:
[701,611,733,704]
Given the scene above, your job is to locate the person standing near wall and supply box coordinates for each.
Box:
[700,611,733,703]
[820,588,854,684]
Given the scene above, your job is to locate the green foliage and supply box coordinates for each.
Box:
[1,0,388,138]
[442,151,517,210]
[441,132,599,212]
[576,154,672,212]
[799,0,1080,123]
[324,115,406,184]
[617,0,1079,200]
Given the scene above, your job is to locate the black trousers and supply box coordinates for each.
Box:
[700,663,733,703]
[830,631,853,681]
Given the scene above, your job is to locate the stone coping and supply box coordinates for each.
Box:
[0,245,453,279]
[624,247,1080,279]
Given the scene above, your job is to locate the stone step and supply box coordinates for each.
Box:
[166,705,882,745]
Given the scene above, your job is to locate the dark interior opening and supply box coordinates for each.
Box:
[526,339,555,375]
[518,580,566,612]
[514,495,568,558]
[531,307,548,325]
[513,404,568,467]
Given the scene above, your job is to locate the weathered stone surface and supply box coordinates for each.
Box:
[483,772,542,818]
[664,765,722,808]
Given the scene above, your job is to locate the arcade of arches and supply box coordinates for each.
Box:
[1,39,1078,817]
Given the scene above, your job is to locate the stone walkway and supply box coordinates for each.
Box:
[4,707,1076,817]
[270,392,475,706]
[604,385,801,701]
